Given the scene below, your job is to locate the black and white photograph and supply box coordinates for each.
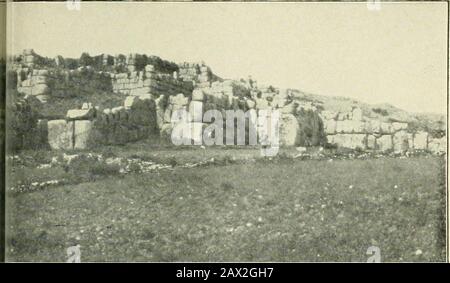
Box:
[0,1,448,264]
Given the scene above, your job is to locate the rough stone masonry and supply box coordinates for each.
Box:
[8,49,447,154]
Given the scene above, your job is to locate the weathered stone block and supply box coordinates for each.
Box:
[67,108,95,120]
[31,84,49,96]
[352,107,363,121]
[169,93,189,106]
[393,130,410,152]
[320,110,338,121]
[367,134,376,149]
[74,120,95,149]
[392,122,408,132]
[189,101,204,123]
[48,120,73,150]
[279,114,299,146]
[324,119,337,134]
[376,135,393,151]
[192,89,205,101]
[380,122,393,134]
[428,137,446,154]
[413,131,428,150]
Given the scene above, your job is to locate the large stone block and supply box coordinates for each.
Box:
[67,108,95,120]
[392,122,408,132]
[74,120,95,149]
[336,120,365,134]
[323,119,337,134]
[365,119,381,133]
[169,93,189,106]
[189,101,204,123]
[328,134,367,149]
[380,122,393,134]
[31,84,49,96]
[367,134,376,149]
[192,89,205,101]
[320,110,338,121]
[376,135,393,151]
[428,137,446,154]
[279,114,299,146]
[48,120,73,150]
[393,130,410,152]
[352,107,363,121]
[413,131,428,150]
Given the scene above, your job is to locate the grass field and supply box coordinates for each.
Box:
[5,147,446,262]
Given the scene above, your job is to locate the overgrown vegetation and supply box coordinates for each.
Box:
[372,107,389,116]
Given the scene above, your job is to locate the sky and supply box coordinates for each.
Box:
[8,2,448,114]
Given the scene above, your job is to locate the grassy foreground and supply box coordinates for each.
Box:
[6,153,446,262]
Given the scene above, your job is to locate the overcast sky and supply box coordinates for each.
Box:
[8,2,448,114]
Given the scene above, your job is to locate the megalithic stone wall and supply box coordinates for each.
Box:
[45,95,158,150]
[111,64,194,97]
[160,81,324,147]
[321,107,446,153]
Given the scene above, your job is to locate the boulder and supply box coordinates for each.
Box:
[48,120,73,150]
[336,120,365,133]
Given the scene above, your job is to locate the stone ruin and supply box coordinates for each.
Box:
[321,107,445,153]
[7,49,447,154]
[44,96,157,150]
